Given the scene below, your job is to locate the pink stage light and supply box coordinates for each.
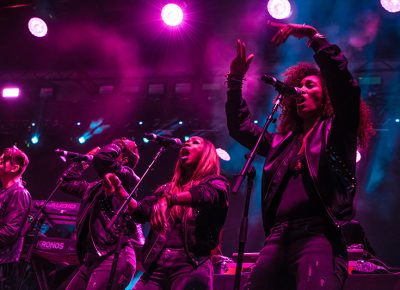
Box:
[2,87,20,98]
[380,0,400,12]
[267,0,292,20]
[28,17,48,37]
[161,3,184,26]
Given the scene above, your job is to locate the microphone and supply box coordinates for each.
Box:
[144,133,183,148]
[261,75,302,95]
[55,149,94,162]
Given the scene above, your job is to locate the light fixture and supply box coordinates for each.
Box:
[161,3,184,26]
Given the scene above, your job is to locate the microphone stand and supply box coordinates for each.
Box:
[232,93,284,290]
[106,146,167,290]
[18,162,77,290]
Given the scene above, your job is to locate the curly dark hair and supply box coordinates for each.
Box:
[277,62,375,149]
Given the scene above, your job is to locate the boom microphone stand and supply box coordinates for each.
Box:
[232,92,285,290]
[18,162,78,290]
[106,146,167,290]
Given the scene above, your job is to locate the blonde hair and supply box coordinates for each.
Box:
[167,137,220,219]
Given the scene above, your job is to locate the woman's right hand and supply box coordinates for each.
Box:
[269,21,318,46]
[229,39,254,77]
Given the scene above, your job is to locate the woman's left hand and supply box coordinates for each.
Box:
[151,197,168,232]
[269,21,318,46]
[229,39,255,77]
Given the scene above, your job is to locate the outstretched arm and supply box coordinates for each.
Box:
[226,40,272,155]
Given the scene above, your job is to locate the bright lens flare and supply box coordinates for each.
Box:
[267,0,292,20]
[28,17,48,37]
[161,3,184,26]
[380,0,400,12]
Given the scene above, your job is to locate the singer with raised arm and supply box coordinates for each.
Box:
[0,146,31,289]
[104,136,229,290]
[225,22,375,290]
[59,138,144,290]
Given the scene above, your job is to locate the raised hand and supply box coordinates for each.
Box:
[269,21,318,46]
[229,39,255,77]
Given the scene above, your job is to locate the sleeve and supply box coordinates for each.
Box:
[312,38,360,171]
[59,162,90,198]
[312,39,360,134]
[0,189,31,248]
[225,88,272,157]
[130,184,168,223]
[189,177,230,209]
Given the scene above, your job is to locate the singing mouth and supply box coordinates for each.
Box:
[179,148,190,158]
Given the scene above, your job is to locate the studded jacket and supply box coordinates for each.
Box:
[132,175,229,272]
[0,182,31,264]
[226,39,360,236]
[60,143,143,263]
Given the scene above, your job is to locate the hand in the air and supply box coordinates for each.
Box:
[229,39,255,77]
[269,21,318,46]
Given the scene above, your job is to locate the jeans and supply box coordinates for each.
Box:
[134,248,213,290]
[246,217,348,290]
[64,246,135,290]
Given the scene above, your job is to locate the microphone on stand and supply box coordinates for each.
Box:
[144,133,183,148]
[55,149,94,162]
[261,74,303,95]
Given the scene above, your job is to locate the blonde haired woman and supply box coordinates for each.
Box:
[106,136,229,290]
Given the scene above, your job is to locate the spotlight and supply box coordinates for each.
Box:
[178,121,183,125]
[254,120,259,124]
[76,121,81,126]
[138,121,144,125]
[267,0,292,20]
[380,0,400,12]
[184,136,190,142]
[395,119,400,123]
[143,137,150,143]
[31,134,39,144]
[28,17,48,37]
[78,136,86,144]
[161,3,184,26]
[216,148,231,161]
[356,150,362,163]
[2,87,20,98]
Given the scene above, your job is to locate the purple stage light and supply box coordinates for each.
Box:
[161,3,184,26]
[2,87,20,98]
[267,0,292,20]
[28,17,48,37]
[380,0,400,13]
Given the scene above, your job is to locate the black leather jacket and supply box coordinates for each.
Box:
[0,182,31,263]
[226,39,360,236]
[132,175,229,272]
[60,143,143,263]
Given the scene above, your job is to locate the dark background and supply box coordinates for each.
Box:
[1,0,400,266]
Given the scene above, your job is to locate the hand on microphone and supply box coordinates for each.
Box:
[268,21,318,46]
[229,39,255,77]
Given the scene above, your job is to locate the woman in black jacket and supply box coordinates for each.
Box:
[225,22,374,290]
[106,136,229,290]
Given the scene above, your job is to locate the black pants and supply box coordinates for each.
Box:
[134,248,213,290]
[64,246,136,290]
[246,217,348,290]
